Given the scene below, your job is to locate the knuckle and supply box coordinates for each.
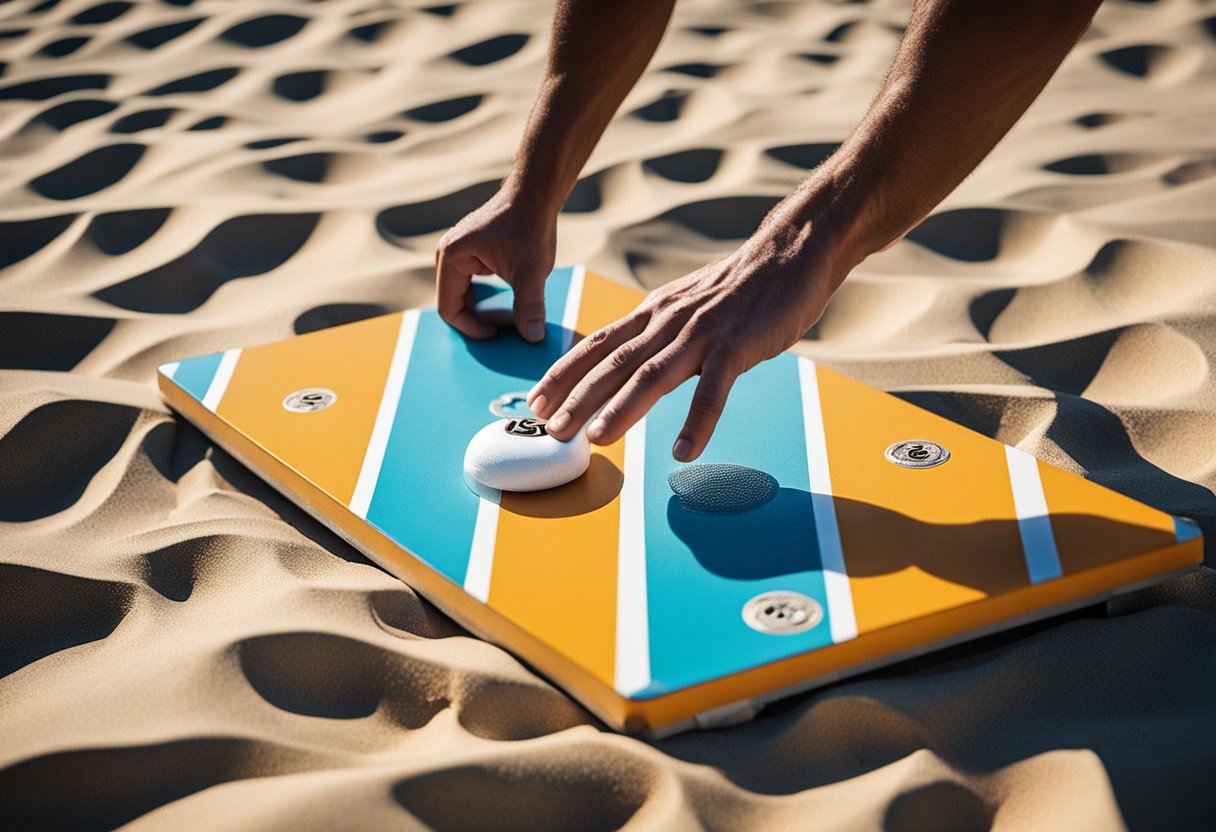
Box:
[649,305,678,328]
[608,342,637,372]
[437,233,461,257]
[662,310,698,341]
[573,332,610,364]
[561,393,584,415]
[542,362,567,387]
[687,307,720,336]
[633,359,666,389]
[707,348,744,376]
[586,327,614,350]
[687,393,721,421]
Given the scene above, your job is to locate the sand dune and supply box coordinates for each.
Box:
[2,0,1215,829]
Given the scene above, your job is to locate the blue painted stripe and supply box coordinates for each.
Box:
[638,352,834,697]
[1017,514,1063,583]
[170,352,224,403]
[1174,516,1202,543]
[1004,446,1063,584]
[364,269,574,584]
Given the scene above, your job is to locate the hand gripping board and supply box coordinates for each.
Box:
[159,267,1202,737]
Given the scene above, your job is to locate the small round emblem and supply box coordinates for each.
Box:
[884,440,949,469]
[282,388,338,413]
[489,391,534,419]
[742,591,823,635]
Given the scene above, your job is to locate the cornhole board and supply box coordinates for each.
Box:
[159,267,1203,737]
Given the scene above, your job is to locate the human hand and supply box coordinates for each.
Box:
[435,189,558,342]
[527,230,852,461]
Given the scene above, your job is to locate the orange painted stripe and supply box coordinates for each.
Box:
[216,313,404,506]
[1036,459,1176,575]
[573,272,643,336]
[488,273,643,686]
[815,367,1028,635]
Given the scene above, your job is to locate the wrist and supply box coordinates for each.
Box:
[498,168,565,224]
[749,153,925,277]
[742,177,876,287]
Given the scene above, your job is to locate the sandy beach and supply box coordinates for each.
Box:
[2,0,1216,828]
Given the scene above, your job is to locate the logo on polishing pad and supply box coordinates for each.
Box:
[505,418,548,437]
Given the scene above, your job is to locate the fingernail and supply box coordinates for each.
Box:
[673,438,691,461]
[526,321,545,342]
[548,411,570,433]
[587,418,606,442]
[530,393,548,415]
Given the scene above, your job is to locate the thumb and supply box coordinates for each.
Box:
[511,267,549,344]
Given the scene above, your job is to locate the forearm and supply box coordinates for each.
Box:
[767,0,1102,273]
[505,0,676,215]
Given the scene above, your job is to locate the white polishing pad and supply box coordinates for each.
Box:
[472,290,516,327]
[464,418,590,493]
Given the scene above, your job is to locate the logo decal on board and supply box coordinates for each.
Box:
[505,418,548,437]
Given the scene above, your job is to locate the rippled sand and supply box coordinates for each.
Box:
[2,0,1215,829]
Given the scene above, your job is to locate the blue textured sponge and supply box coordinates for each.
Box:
[668,464,779,515]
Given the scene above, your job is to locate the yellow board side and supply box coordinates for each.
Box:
[215,313,404,506]
[814,365,1029,634]
[1037,458,1177,574]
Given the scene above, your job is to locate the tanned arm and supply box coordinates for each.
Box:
[528,0,1104,461]
[435,0,676,342]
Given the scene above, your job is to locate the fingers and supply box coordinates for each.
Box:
[436,247,495,339]
[528,312,648,421]
[584,342,700,446]
[538,323,736,457]
[511,270,548,343]
[541,325,671,441]
[436,241,550,342]
[672,356,737,461]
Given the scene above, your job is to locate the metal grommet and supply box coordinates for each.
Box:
[282,387,338,413]
[489,391,535,419]
[742,591,823,635]
[885,439,949,469]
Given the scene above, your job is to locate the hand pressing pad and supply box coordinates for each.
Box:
[464,418,590,493]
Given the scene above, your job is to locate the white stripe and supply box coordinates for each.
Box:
[560,265,585,355]
[614,418,651,695]
[798,358,857,644]
[201,348,241,412]
[1005,445,1063,583]
[349,309,420,518]
[159,361,180,380]
[464,492,501,602]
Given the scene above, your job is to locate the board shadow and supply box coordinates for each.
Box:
[668,488,816,581]
[667,485,1187,597]
[501,454,623,519]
